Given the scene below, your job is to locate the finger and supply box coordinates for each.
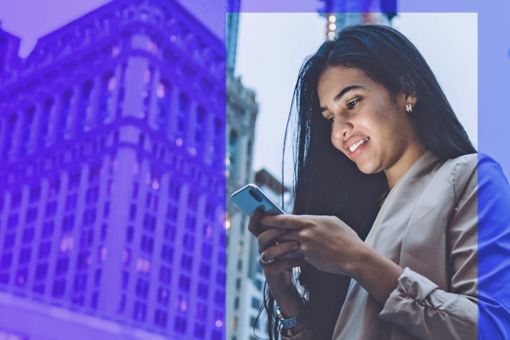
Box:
[276,252,305,261]
[260,241,300,263]
[262,259,305,273]
[273,230,302,243]
[247,208,264,236]
[260,214,310,230]
[258,228,288,251]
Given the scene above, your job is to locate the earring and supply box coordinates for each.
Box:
[406,104,413,113]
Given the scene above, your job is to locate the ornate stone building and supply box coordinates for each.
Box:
[0,0,226,339]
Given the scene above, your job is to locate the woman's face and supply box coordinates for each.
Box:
[317,66,423,184]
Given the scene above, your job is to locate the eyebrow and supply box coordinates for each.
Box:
[320,85,365,113]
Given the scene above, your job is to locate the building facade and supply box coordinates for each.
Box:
[0,0,226,339]
[225,74,259,340]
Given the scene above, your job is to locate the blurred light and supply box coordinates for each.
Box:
[179,297,188,312]
[60,236,75,253]
[108,76,116,91]
[100,246,108,262]
[156,82,166,98]
[328,15,336,23]
[176,138,183,147]
[328,23,336,31]
[215,320,223,328]
[111,46,120,57]
[144,69,152,83]
[122,248,131,264]
[225,214,231,230]
[152,180,160,191]
[136,258,151,273]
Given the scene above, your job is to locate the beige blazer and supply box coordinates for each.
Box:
[286,151,479,340]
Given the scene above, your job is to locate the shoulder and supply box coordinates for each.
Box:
[440,153,509,201]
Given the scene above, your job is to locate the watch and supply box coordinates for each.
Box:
[275,305,302,330]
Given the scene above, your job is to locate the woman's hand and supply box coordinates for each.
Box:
[260,214,366,276]
[248,210,305,299]
[260,214,403,303]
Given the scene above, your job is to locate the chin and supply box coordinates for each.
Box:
[356,161,379,175]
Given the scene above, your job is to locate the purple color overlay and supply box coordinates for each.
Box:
[0,0,226,339]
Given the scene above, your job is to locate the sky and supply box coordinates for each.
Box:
[236,12,477,183]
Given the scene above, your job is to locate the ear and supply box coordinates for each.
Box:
[399,75,418,108]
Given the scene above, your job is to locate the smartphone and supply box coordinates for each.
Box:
[230,184,285,216]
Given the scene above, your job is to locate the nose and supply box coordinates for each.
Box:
[331,119,351,147]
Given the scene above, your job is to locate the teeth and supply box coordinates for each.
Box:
[348,138,368,153]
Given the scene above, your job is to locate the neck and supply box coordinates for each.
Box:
[385,143,427,189]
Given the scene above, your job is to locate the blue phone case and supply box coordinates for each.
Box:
[231,184,284,215]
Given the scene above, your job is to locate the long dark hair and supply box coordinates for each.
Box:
[263,24,476,340]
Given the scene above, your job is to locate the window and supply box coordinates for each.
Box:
[38,242,51,258]
[42,221,54,238]
[129,204,137,221]
[196,303,207,319]
[52,279,66,297]
[100,73,115,123]
[19,248,31,265]
[65,194,77,210]
[29,185,41,202]
[79,81,93,130]
[194,323,205,338]
[35,263,48,280]
[164,223,176,242]
[1,253,12,270]
[166,204,178,221]
[215,271,226,287]
[2,114,17,159]
[135,278,149,298]
[215,290,225,305]
[59,90,73,138]
[174,316,187,333]
[62,215,75,231]
[156,80,170,131]
[82,208,96,226]
[154,309,168,327]
[140,235,154,253]
[20,107,34,154]
[202,243,212,258]
[56,257,69,275]
[159,265,171,285]
[161,244,173,263]
[183,233,194,251]
[133,301,147,321]
[199,263,210,279]
[39,98,53,145]
[157,287,170,305]
[178,275,190,292]
[251,297,261,309]
[197,282,208,299]
[3,233,15,249]
[45,201,57,218]
[180,254,193,271]
[73,274,87,292]
[176,93,189,140]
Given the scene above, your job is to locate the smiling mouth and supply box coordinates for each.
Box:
[348,137,369,154]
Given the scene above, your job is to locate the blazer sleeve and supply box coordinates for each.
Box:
[378,154,510,339]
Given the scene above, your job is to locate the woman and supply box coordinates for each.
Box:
[249,25,510,339]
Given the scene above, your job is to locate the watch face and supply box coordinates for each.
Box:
[282,318,298,329]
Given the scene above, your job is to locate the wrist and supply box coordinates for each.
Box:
[345,242,372,279]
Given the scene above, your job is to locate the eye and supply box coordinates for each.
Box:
[346,97,361,110]
[327,116,334,124]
